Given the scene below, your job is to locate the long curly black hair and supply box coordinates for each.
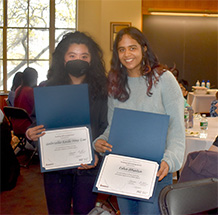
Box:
[47,31,107,99]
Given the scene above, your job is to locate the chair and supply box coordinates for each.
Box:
[106,195,120,215]
[4,98,11,106]
[3,106,37,168]
[159,178,218,215]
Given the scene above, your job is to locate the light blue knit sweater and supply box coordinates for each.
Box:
[94,71,185,173]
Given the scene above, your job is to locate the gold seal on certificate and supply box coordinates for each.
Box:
[96,154,159,200]
[39,126,92,171]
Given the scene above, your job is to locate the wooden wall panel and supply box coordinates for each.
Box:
[142,0,218,14]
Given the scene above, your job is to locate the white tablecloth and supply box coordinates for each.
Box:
[183,117,218,166]
[187,92,216,113]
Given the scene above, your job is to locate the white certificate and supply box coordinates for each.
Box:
[39,126,92,170]
[96,154,159,200]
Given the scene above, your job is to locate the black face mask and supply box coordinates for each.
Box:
[65,60,89,78]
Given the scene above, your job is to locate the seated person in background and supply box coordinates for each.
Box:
[169,65,190,108]
[179,135,218,183]
[8,72,23,106]
[210,91,218,117]
[169,63,179,81]
[179,79,189,99]
[14,67,38,134]
[179,79,190,108]
[14,67,38,115]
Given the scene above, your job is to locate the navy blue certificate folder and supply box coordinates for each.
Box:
[93,108,170,202]
[34,84,90,129]
[34,84,94,172]
[108,108,170,162]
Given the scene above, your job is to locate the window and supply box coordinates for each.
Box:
[0,0,77,92]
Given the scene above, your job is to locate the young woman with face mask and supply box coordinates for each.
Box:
[94,27,185,214]
[26,32,108,214]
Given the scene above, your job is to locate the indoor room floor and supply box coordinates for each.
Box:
[0,149,119,215]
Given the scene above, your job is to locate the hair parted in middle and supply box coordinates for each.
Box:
[108,26,167,102]
[47,31,108,99]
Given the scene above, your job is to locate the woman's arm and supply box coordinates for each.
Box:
[93,96,115,153]
[160,72,186,173]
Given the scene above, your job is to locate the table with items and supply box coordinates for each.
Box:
[187,91,217,113]
[184,116,218,166]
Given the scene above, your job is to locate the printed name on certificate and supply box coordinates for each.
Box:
[39,126,92,170]
[96,154,159,200]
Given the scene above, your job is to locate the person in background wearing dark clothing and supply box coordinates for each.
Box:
[179,79,189,99]
[178,135,218,215]
[0,109,20,192]
[179,79,190,108]
[7,71,23,106]
[25,31,108,214]
[179,135,218,183]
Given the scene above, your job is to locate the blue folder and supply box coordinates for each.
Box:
[107,108,170,162]
[93,108,170,202]
[34,84,90,129]
[33,84,94,172]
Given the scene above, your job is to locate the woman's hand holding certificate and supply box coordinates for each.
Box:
[39,126,92,171]
[96,154,159,200]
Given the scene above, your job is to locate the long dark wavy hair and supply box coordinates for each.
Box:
[11,72,23,91]
[108,27,167,102]
[47,31,107,99]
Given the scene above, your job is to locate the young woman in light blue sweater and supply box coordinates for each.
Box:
[94,27,185,214]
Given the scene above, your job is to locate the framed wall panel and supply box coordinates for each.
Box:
[110,22,131,50]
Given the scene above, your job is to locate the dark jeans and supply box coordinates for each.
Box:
[43,171,97,214]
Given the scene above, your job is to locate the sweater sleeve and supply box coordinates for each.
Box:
[160,72,186,172]
[93,71,186,172]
